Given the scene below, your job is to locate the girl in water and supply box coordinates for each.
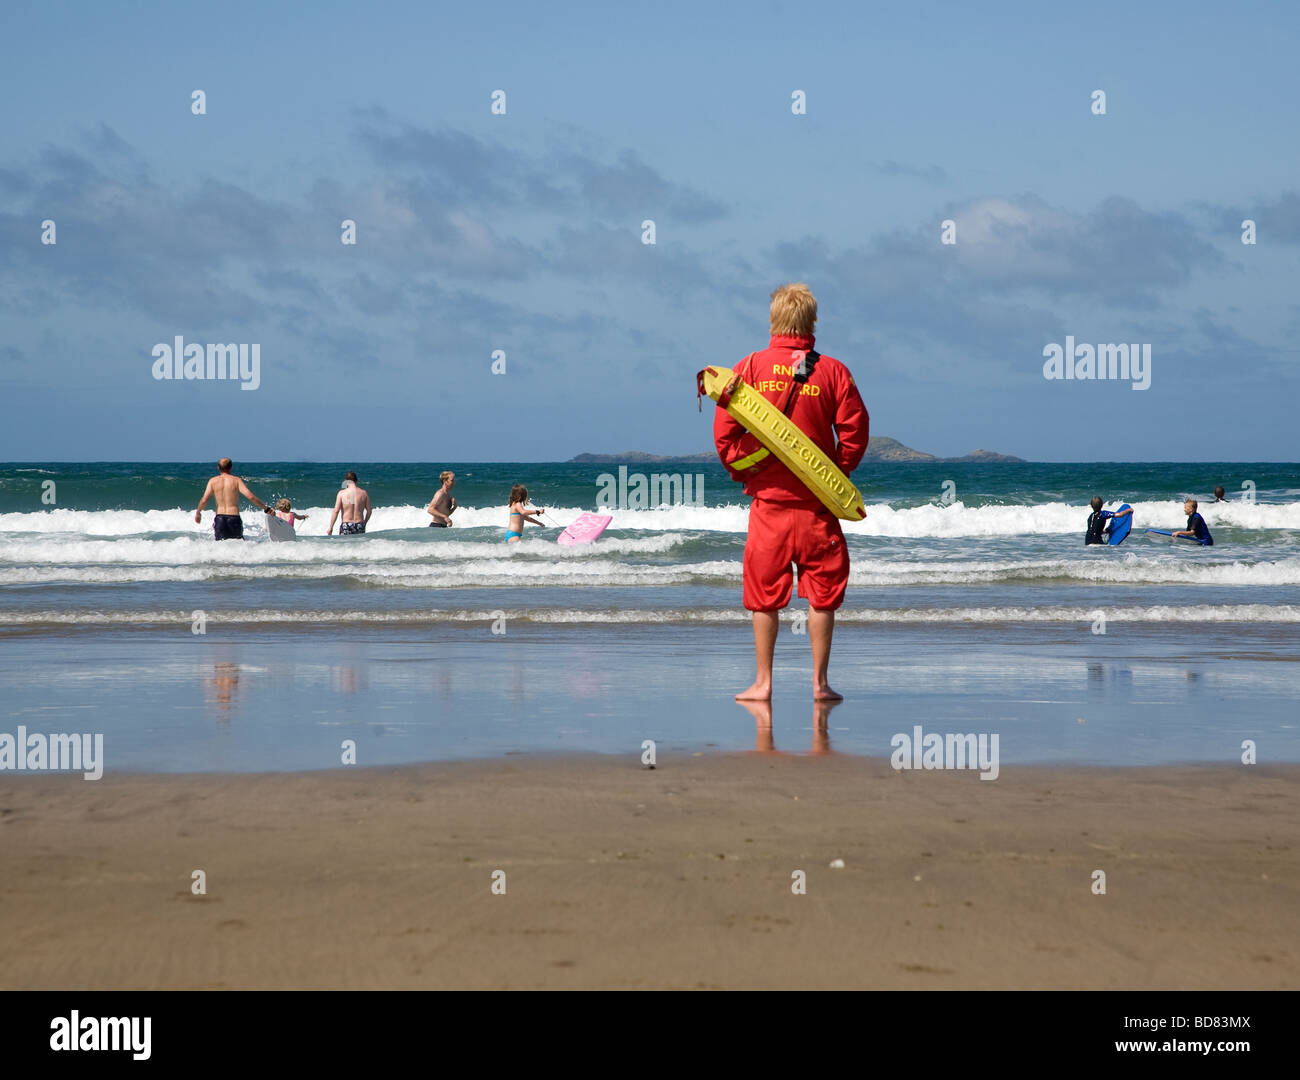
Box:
[504,484,546,542]
[274,498,308,527]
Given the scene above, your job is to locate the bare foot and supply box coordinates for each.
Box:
[813,684,843,702]
[735,681,771,702]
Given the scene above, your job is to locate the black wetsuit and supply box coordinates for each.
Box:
[1085,509,1115,546]
[1187,512,1213,545]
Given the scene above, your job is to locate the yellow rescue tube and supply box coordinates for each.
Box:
[698,366,866,521]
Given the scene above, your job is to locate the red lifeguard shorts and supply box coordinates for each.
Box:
[742,500,849,612]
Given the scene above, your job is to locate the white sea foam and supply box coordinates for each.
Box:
[4,604,1299,626]
[2,500,1299,590]
[0,531,688,565]
[845,557,1300,586]
[0,559,742,587]
[3,498,1298,539]
[847,500,1300,538]
[3,555,1300,588]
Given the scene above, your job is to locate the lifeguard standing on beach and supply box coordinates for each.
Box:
[712,283,869,701]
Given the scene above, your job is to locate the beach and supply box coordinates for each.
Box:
[2,753,1295,990]
[6,0,1300,1012]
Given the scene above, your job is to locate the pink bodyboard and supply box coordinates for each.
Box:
[557,513,613,546]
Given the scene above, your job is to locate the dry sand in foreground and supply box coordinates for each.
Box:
[1,754,1295,989]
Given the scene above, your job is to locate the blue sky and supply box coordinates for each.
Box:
[2,0,1298,461]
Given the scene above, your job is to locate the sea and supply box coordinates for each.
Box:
[2,460,1297,772]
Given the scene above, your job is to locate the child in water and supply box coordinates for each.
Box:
[504,485,546,542]
[1084,496,1133,545]
[1171,499,1214,545]
[273,498,308,527]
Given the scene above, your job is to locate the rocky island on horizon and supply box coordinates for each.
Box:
[571,437,1024,465]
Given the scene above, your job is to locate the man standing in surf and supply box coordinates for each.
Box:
[712,283,868,701]
[194,458,271,540]
[329,471,372,536]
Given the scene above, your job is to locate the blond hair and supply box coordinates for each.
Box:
[276,498,292,512]
[440,471,454,485]
[770,283,818,336]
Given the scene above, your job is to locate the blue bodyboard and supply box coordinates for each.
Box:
[1106,504,1133,546]
[1145,528,1209,546]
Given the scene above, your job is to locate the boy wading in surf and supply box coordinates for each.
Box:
[1084,496,1133,545]
[711,283,869,701]
[427,471,457,527]
[1172,498,1214,545]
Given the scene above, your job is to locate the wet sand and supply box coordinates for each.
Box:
[5,624,1300,771]
[1,753,1296,989]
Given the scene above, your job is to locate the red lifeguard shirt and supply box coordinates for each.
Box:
[712,334,869,507]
